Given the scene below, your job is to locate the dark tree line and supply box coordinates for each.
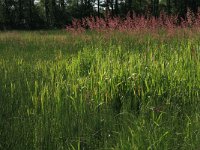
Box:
[0,0,200,29]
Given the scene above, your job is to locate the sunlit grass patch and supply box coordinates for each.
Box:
[0,30,200,149]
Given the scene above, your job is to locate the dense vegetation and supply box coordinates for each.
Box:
[0,0,200,29]
[0,30,200,149]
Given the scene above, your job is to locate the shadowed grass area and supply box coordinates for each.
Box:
[0,30,200,149]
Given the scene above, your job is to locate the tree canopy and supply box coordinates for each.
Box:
[0,0,200,29]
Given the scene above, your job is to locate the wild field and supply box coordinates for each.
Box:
[0,29,200,150]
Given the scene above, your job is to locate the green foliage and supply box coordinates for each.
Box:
[0,30,200,149]
[1,0,200,29]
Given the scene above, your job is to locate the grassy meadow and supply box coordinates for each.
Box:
[0,30,200,149]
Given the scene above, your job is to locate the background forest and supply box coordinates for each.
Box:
[0,0,200,29]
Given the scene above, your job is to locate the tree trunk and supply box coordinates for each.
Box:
[151,0,154,15]
[155,0,159,17]
[167,0,171,14]
[97,0,100,17]
[45,0,50,24]
[18,0,22,25]
[52,0,56,25]
[29,0,34,28]
[4,0,10,25]
[111,0,114,16]
[106,0,109,16]
[152,0,159,17]
[115,0,118,15]
[60,0,65,11]
[128,0,132,12]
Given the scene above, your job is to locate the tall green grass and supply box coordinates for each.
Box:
[0,31,200,149]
